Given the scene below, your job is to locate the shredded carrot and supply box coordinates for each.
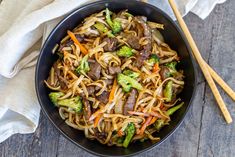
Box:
[109,78,117,102]
[152,63,159,73]
[94,114,102,128]
[149,117,158,125]
[117,130,124,137]
[138,116,152,135]
[67,30,88,55]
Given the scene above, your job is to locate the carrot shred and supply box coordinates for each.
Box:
[149,117,158,125]
[109,78,117,102]
[138,116,152,135]
[117,130,124,137]
[67,30,88,55]
[152,63,159,73]
[94,113,102,128]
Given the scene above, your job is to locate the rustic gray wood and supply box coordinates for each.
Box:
[0,0,235,157]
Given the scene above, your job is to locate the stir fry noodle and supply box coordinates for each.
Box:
[45,9,185,148]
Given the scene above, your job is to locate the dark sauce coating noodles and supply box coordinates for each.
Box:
[45,9,185,148]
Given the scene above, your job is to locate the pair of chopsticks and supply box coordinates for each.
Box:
[168,0,235,124]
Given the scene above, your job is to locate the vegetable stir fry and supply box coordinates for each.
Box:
[45,9,185,147]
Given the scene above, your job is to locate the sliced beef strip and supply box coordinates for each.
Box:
[170,85,183,102]
[104,79,113,86]
[83,98,91,121]
[102,37,118,52]
[57,76,69,90]
[123,89,138,115]
[96,91,109,104]
[159,66,170,80]
[126,34,141,50]
[135,49,151,68]
[87,60,101,80]
[135,16,151,37]
[108,66,121,75]
[53,61,69,90]
[134,16,152,67]
[87,86,95,95]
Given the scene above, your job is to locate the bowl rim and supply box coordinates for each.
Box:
[35,0,198,156]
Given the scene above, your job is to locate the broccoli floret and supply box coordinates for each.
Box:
[112,20,122,34]
[123,70,140,79]
[117,76,132,92]
[123,122,135,148]
[163,81,173,102]
[105,8,122,34]
[117,73,143,92]
[94,22,114,38]
[49,92,64,105]
[147,54,160,66]
[57,96,83,113]
[165,61,177,74]
[116,45,133,57]
[76,55,90,74]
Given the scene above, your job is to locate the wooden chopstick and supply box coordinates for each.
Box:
[204,61,235,101]
[168,0,232,123]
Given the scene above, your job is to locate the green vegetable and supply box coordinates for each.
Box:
[163,81,173,102]
[154,119,165,131]
[76,55,90,74]
[116,45,133,57]
[123,122,135,148]
[49,92,64,105]
[117,73,143,92]
[123,70,140,79]
[166,102,184,116]
[94,22,114,38]
[165,61,177,75]
[147,54,159,66]
[57,96,83,113]
[124,12,133,18]
[105,8,122,34]
[154,102,184,130]
[117,75,132,92]
[117,137,125,144]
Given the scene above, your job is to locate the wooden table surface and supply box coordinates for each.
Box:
[0,0,235,157]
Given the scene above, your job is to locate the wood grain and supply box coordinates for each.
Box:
[0,0,235,156]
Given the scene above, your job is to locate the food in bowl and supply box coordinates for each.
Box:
[44,8,185,148]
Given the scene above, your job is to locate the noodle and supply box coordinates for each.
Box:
[45,9,185,147]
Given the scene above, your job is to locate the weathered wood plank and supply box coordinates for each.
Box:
[57,135,95,157]
[0,113,60,157]
[198,0,235,157]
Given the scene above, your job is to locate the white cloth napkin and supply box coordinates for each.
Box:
[0,0,226,143]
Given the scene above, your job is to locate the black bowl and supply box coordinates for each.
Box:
[35,0,197,156]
